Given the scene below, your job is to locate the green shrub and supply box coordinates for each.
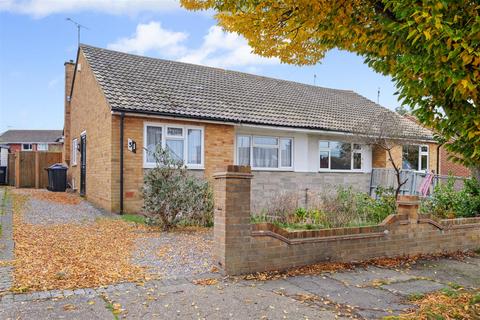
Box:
[142,147,213,230]
[420,176,480,218]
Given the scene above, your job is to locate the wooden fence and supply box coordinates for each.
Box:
[7,151,63,188]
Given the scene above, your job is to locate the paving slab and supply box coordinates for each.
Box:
[381,279,447,296]
[105,280,345,320]
[0,294,111,320]
[328,266,416,287]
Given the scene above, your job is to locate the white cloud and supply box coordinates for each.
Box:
[107,21,188,56]
[0,0,179,18]
[178,26,279,68]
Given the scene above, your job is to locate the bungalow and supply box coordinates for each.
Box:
[63,44,437,214]
[0,130,63,152]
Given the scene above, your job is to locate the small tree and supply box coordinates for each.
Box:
[355,110,419,200]
[142,146,213,230]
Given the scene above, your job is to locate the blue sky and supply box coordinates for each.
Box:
[0,0,402,133]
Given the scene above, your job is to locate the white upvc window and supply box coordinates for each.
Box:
[71,139,78,166]
[236,135,293,170]
[21,144,33,151]
[402,144,429,171]
[143,123,204,169]
[37,143,48,151]
[319,141,363,172]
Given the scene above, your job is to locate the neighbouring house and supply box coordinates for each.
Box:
[0,130,63,153]
[64,44,438,214]
[403,114,472,177]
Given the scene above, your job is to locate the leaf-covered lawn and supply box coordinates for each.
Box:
[11,192,150,292]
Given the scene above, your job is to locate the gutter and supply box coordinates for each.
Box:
[111,110,436,143]
[119,112,125,214]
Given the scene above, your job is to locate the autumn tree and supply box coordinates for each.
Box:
[182,0,480,178]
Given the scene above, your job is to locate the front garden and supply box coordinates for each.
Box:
[251,177,480,232]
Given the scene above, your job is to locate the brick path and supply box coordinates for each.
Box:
[0,188,13,293]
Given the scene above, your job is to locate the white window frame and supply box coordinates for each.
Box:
[143,122,204,169]
[235,135,294,171]
[71,138,78,166]
[402,144,429,172]
[21,143,33,151]
[318,141,364,172]
[37,143,48,151]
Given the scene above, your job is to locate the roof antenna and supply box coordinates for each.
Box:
[377,87,381,104]
[66,17,89,47]
[313,74,317,86]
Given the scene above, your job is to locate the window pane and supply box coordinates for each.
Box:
[253,147,278,168]
[402,145,419,170]
[37,143,48,151]
[187,129,202,164]
[253,137,278,145]
[237,136,251,166]
[353,144,361,150]
[421,145,428,153]
[166,139,184,162]
[319,141,329,149]
[330,142,351,170]
[319,151,329,169]
[146,126,162,163]
[167,127,183,137]
[420,154,428,171]
[353,152,362,169]
[280,138,292,167]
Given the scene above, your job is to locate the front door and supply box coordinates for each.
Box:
[80,134,86,196]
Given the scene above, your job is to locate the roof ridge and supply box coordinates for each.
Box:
[79,43,355,94]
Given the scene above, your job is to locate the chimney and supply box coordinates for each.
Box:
[63,60,75,164]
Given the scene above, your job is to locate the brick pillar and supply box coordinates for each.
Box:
[213,165,253,275]
[396,195,420,222]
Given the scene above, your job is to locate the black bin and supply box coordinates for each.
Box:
[0,167,6,185]
[46,163,68,192]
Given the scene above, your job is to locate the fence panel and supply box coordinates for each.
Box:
[37,152,62,188]
[12,151,62,188]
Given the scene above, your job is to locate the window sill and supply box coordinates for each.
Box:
[318,170,366,173]
[251,168,294,172]
[143,163,204,170]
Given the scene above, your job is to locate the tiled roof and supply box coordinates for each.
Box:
[80,44,434,141]
[0,130,63,143]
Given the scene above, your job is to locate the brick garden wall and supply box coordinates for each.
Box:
[213,166,480,275]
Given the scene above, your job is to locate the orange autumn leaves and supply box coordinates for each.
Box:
[11,193,149,292]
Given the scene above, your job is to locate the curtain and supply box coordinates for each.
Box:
[187,129,202,164]
[253,147,278,168]
[146,126,162,163]
[280,138,292,167]
[166,139,184,161]
[237,136,251,165]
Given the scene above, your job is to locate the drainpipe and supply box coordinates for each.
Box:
[436,142,443,175]
[120,112,125,214]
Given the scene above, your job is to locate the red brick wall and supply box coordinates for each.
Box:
[439,146,471,177]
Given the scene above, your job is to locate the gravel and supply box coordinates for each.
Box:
[23,198,116,225]
[132,229,214,278]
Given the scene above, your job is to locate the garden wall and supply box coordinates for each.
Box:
[213,165,480,275]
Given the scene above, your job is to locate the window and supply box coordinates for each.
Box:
[319,141,363,171]
[37,143,48,151]
[144,123,204,168]
[236,135,293,169]
[71,139,78,166]
[21,144,32,151]
[402,145,428,171]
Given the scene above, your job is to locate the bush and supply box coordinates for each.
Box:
[420,176,480,218]
[142,147,213,230]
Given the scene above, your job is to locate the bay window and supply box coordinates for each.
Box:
[319,141,363,171]
[402,145,428,171]
[236,135,293,169]
[144,123,204,168]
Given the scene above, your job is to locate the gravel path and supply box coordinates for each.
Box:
[132,229,214,278]
[22,197,115,225]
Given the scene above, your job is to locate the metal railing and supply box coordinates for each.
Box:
[369,168,465,197]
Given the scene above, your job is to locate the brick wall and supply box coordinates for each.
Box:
[213,166,480,275]
[439,146,471,177]
[62,61,75,165]
[69,49,114,211]
[110,115,235,213]
[251,171,371,213]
